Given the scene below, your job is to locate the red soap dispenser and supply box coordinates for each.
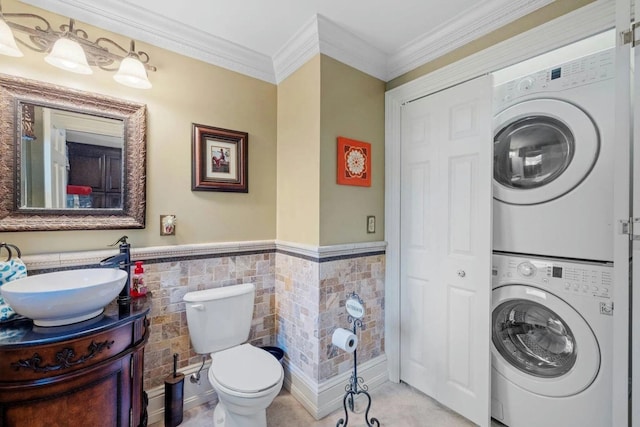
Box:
[131,261,147,297]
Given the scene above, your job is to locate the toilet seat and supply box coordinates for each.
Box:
[210,344,283,393]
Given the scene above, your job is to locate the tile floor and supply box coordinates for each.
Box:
[151,381,505,426]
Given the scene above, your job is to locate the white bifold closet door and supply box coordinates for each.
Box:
[399,75,493,427]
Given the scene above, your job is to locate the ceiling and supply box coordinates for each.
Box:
[19,0,553,84]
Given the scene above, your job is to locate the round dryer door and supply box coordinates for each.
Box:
[493,99,599,205]
[491,285,600,397]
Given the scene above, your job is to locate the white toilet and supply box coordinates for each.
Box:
[184,283,284,427]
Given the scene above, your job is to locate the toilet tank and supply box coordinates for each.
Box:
[183,283,255,354]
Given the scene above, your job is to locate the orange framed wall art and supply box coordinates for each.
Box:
[337,136,371,187]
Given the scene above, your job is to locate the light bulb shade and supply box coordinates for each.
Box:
[114,56,152,89]
[44,37,92,74]
[0,18,23,57]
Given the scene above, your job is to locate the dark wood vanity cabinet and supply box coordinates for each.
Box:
[0,303,149,427]
[67,142,123,209]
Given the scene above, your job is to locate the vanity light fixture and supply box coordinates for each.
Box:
[0,7,21,57]
[0,2,156,89]
[113,41,153,89]
[44,27,92,75]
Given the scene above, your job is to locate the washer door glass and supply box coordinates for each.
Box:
[492,99,599,205]
[493,299,577,377]
[494,117,574,190]
[491,285,601,397]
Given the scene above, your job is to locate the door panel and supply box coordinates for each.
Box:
[403,276,433,394]
[446,285,473,389]
[448,155,476,255]
[400,75,492,427]
[42,109,67,209]
[401,93,439,398]
[409,165,429,248]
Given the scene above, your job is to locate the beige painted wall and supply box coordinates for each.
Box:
[276,56,322,246]
[319,56,385,245]
[387,0,596,90]
[0,0,578,254]
[275,55,385,246]
[0,0,277,255]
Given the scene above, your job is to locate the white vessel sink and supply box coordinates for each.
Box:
[0,269,128,327]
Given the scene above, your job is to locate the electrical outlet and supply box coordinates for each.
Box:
[160,215,176,236]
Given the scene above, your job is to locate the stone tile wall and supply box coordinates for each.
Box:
[20,243,384,394]
[275,253,321,380]
[318,254,385,381]
[143,252,276,389]
[276,252,385,383]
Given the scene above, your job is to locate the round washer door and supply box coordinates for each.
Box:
[491,285,600,397]
[493,99,599,205]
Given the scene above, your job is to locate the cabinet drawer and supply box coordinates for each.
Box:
[0,323,133,382]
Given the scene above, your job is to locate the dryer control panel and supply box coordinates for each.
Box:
[492,253,613,300]
[494,49,614,109]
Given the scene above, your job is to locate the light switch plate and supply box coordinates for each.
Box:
[367,216,375,233]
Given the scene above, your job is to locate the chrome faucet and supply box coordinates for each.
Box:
[100,235,131,305]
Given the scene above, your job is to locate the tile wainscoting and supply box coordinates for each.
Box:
[274,242,387,419]
[21,239,386,420]
[275,248,385,383]
[142,252,276,389]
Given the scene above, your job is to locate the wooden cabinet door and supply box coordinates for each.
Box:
[0,356,132,427]
[67,143,106,190]
[67,142,122,209]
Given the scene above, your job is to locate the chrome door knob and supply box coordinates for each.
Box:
[457,270,466,278]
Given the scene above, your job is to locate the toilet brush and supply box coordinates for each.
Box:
[164,353,185,427]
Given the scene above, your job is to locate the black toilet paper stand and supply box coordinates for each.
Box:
[336,292,380,427]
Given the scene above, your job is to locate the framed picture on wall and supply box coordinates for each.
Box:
[192,123,248,192]
[337,136,371,187]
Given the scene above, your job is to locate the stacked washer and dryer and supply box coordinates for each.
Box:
[491,49,615,427]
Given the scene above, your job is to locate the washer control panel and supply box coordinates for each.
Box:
[492,253,613,300]
[494,48,614,110]
[516,261,536,277]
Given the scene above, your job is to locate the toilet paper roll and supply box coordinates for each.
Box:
[332,327,358,353]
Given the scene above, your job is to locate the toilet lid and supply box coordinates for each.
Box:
[210,344,283,393]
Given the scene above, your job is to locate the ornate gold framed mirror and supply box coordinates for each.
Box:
[0,74,146,231]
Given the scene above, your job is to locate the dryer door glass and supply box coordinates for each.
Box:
[494,116,574,189]
[492,299,577,377]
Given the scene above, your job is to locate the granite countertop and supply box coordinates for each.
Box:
[0,295,151,349]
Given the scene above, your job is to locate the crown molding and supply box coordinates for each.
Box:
[316,15,387,82]
[386,0,554,80]
[386,0,614,103]
[272,15,321,83]
[18,0,276,83]
[20,0,554,84]
[273,14,387,83]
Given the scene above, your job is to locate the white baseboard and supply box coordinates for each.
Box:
[146,354,388,424]
[284,354,388,420]
[146,359,217,425]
